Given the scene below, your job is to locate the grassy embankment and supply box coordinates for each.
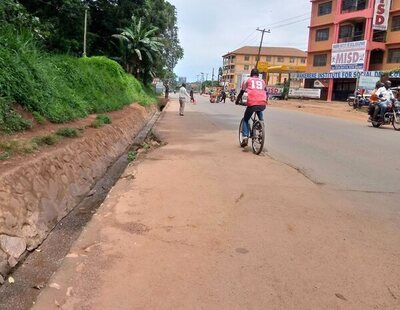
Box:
[0,26,157,159]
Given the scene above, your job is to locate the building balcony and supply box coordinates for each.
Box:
[338,34,364,43]
[337,19,366,43]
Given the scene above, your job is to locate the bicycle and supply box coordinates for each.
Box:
[238,111,265,155]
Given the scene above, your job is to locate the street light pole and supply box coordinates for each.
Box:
[83,8,88,57]
[255,28,270,69]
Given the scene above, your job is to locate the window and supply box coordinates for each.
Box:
[313,54,327,67]
[244,55,250,61]
[316,28,330,41]
[339,24,353,42]
[392,16,400,31]
[373,29,386,42]
[341,0,368,13]
[387,49,400,63]
[244,65,249,70]
[370,50,384,65]
[301,58,306,64]
[290,57,295,63]
[277,57,284,62]
[318,2,332,16]
[266,56,272,62]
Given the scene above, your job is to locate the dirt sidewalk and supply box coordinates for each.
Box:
[31,98,400,309]
[271,99,368,123]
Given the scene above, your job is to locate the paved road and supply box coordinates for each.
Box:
[193,95,400,194]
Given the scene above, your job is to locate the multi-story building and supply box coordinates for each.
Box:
[222,46,307,89]
[306,0,400,100]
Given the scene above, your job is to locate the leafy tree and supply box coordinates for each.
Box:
[5,0,183,84]
[112,16,164,80]
[0,0,46,38]
[18,0,86,54]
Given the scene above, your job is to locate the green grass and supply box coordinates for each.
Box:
[127,151,137,162]
[90,114,112,128]
[56,127,79,138]
[0,97,32,133]
[32,134,60,146]
[32,111,46,124]
[0,25,157,134]
[96,114,112,125]
[0,139,38,158]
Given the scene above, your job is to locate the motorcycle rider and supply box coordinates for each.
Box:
[230,89,236,101]
[369,81,384,121]
[375,80,395,121]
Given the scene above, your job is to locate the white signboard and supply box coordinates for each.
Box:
[331,40,367,71]
[314,80,326,88]
[358,76,381,93]
[290,70,400,80]
[373,0,392,31]
[289,88,321,99]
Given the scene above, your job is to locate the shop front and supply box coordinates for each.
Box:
[291,71,400,102]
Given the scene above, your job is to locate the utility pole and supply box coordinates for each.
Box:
[83,8,88,57]
[212,68,215,87]
[256,28,271,68]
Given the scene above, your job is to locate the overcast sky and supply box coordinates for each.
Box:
[168,0,312,82]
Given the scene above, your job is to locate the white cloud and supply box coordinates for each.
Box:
[168,0,311,81]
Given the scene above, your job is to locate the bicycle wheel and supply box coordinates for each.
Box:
[238,118,245,146]
[251,121,265,155]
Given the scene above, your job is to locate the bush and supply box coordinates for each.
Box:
[56,127,79,138]
[96,114,112,125]
[32,111,46,125]
[90,119,104,129]
[0,97,32,133]
[32,134,60,146]
[0,25,157,133]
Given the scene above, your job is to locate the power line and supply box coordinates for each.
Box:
[232,12,310,51]
[260,12,310,28]
[269,17,310,30]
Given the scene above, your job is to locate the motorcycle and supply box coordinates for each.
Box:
[230,94,236,102]
[348,94,370,109]
[369,100,400,131]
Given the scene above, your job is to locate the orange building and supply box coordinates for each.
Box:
[222,46,307,89]
[304,0,400,100]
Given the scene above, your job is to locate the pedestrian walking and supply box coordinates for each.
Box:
[190,89,196,104]
[221,90,227,103]
[179,83,190,116]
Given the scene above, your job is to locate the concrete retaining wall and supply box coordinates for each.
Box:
[0,104,156,280]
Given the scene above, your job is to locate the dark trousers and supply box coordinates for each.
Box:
[242,105,266,137]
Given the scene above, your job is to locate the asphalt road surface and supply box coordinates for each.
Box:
[193,95,400,223]
[194,95,400,194]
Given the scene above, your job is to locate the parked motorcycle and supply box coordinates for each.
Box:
[369,100,400,131]
[348,94,370,109]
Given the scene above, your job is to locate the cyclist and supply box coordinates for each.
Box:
[235,68,267,147]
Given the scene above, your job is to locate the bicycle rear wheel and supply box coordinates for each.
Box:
[251,121,265,155]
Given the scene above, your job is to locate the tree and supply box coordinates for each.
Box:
[112,15,164,80]
[18,0,86,54]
